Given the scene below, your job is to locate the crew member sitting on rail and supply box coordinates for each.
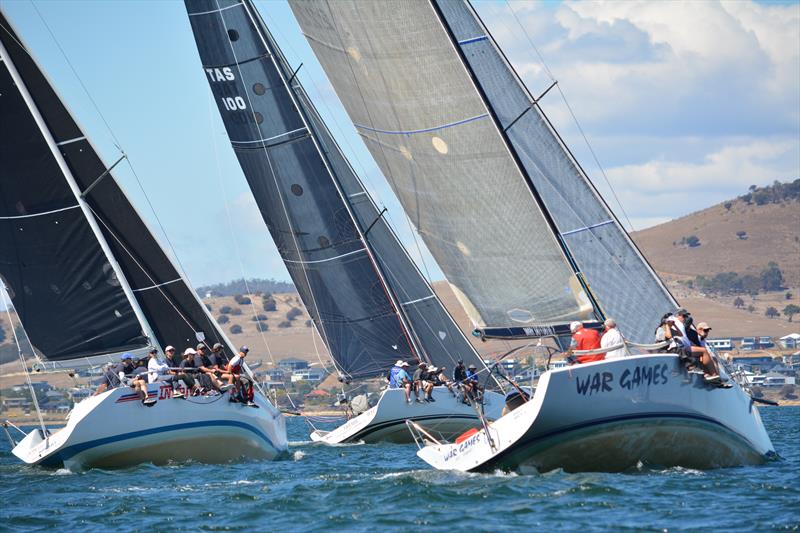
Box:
[437,366,454,394]
[387,360,404,388]
[147,347,184,399]
[465,364,484,402]
[413,362,434,402]
[94,354,132,395]
[600,318,626,359]
[179,348,202,395]
[194,343,232,393]
[395,361,412,403]
[567,321,603,364]
[665,309,721,383]
[225,346,256,406]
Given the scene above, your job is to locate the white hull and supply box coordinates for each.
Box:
[11,383,288,470]
[415,354,775,473]
[310,386,504,444]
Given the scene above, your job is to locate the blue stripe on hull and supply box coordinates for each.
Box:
[39,420,282,467]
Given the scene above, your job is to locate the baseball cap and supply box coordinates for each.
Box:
[570,321,582,333]
[212,343,223,350]
[240,346,250,354]
[148,348,158,354]
[468,364,477,369]
[697,322,712,331]
[183,348,197,356]
[196,343,206,350]
[165,345,175,352]
[675,308,690,317]
[400,362,409,367]
[395,359,404,366]
[120,353,133,360]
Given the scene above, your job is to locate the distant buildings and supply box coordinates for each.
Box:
[779,333,800,349]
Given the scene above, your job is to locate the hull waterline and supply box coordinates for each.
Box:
[415,354,775,473]
[11,383,288,470]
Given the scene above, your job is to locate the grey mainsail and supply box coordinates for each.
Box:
[289,0,598,331]
[0,9,234,361]
[184,0,485,379]
[290,0,676,342]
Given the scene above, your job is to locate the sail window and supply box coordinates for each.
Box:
[82,281,92,291]
[253,82,266,95]
[456,241,470,256]
[399,145,413,161]
[318,236,330,248]
[431,136,448,154]
[228,29,239,42]
[290,184,304,196]
[254,111,264,124]
[507,308,535,323]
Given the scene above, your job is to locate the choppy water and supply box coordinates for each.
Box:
[1,407,798,532]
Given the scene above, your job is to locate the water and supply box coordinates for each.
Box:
[1,407,798,532]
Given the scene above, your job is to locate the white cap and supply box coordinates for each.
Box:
[165,345,175,352]
[395,360,404,366]
[570,321,582,333]
[183,348,197,356]
[430,366,438,372]
[400,362,409,367]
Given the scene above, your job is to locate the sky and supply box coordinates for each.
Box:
[1,0,798,290]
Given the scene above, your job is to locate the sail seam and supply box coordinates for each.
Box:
[353,113,488,135]
[55,136,85,146]
[560,219,615,237]
[131,278,182,292]
[188,2,243,17]
[458,35,488,45]
[202,52,270,70]
[284,248,366,265]
[0,204,79,220]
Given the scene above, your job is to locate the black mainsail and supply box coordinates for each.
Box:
[184,0,485,379]
[290,0,676,343]
[0,10,233,361]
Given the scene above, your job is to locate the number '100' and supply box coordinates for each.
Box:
[222,96,246,111]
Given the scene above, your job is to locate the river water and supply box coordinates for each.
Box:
[1,407,797,532]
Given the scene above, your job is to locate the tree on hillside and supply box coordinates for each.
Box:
[733,297,745,309]
[286,307,302,321]
[230,307,243,316]
[783,304,800,322]
[724,201,733,211]
[217,314,230,325]
[680,235,700,248]
[735,230,747,240]
[780,384,796,400]
[256,322,269,332]
[786,292,793,300]
[220,305,233,314]
[262,294,276,312]
[747,305,755,313]
[229,324,242,334]
[765,306,779,319]
[251,314,268,322]
[760,262,784,291]
[277,320,291,329]
[234,294,252,305]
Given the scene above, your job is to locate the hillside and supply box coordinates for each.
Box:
[631,183,799,337]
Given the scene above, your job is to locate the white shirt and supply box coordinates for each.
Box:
[228,354,243,373]
[601,327,626,359]
[147,357,170,384]
[670,316,693,349]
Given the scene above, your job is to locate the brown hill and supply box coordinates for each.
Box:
[631,198,799,286]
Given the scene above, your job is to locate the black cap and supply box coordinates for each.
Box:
[457,360,463,364]
[240,346,249,354]
[675,308,690,317]
[148,348,158,354]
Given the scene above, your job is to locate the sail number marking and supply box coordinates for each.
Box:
[204,67,248,112]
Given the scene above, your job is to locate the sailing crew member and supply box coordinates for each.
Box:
[600,318,626,359]
[123,353,151,404]
[453,360,467,383]
[94,354,134,395]
[147,348,185,399]
[179,348,201,395]
[412,362,433,402]
[210,343,229,372]
[225,346,256,406]
[465,364,483,402]
[388,360,404,388]
[666,309,720,383]
[395,361,412,403]
[437,366,454,394]
[194,343,232,392]
[568,322,603,363]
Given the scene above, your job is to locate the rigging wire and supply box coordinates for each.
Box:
[0,281,47,438]
[502,0,636,233]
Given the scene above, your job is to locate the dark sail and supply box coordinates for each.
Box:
[0,10,232,358]
[184,0,485,378]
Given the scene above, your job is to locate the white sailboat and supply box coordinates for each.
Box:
[0,8,287,469]
[289,0,776,471]
[183,0,504,444]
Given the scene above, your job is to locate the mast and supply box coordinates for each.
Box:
[240,1,425,362]
[427,0,604,321]
[0,36,160,351]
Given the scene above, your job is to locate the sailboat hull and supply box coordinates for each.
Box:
[11,384,288,470]
[416,354,775,473]
[310,386,504,444]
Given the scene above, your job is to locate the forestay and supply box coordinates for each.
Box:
[290,0,597,330]
[184,0,485,378]
[433,1,676,343]
[0,10,232,360]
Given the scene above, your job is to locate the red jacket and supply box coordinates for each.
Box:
[573,328,603,363]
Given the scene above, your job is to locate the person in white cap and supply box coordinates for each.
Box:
[396,361,413,403]
[387,360,404,389]
[600,318,626,359]
[147,347,185,399]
